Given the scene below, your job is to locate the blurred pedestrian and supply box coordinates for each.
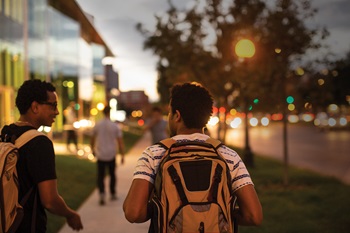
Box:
[90,106,125,205]
[144,106,168,144]
[63,101,78,152]
[0,79,83,232]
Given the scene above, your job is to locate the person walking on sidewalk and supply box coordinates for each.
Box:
[91,106,125,205]
[144,106,168,144]
[0,79,83,232]
[123,82,263,227]
[63,101,78,152]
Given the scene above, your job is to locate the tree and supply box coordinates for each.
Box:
[295,50,350,116]
[256,0,328,184]
[136,0,327,170]
[329,52,350,106]
[137,0,268,146]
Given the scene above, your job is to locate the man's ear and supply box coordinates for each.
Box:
[174,110,181,122]
[30,101,40,114]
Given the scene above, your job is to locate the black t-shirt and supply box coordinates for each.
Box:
[1,124,57,233]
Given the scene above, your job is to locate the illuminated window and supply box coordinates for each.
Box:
[12,0,23,23]
[4,50,11,86]
[18,0,23,23]
[11,0,15,19]
[5,0,10,16]
[0,50,3,85]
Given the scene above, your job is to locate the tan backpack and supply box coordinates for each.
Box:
[0,129,43,233]
[148,138,236,233]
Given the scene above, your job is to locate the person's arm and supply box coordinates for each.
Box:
[38,179,83,231]
[117,136,125,164]
[233,184,263,226]
[123,179,153,223]
[90,134,96,155]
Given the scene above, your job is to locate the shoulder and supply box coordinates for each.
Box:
[93,120,105,130]
[30,134,51,143]
[216,144,242,165]
[112,121,122,129]
[217,144,239,156]
[22,133,53,153]
[147,143,167,155]
[141,144,167,162]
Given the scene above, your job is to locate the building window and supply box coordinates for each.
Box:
[12,0,23,23]
[5,0,10,16]
[0,48,3,85]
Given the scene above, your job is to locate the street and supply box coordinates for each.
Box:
[210,122,350,184]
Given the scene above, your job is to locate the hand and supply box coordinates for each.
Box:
[66,212,83,231]
[121,156,125,165]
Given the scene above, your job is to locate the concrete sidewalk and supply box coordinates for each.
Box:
[57,132,152,233]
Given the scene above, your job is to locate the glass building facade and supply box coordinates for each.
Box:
[0,0,113,131]
[0,0,25,127]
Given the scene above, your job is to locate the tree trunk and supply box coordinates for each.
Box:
[243,97,254,167]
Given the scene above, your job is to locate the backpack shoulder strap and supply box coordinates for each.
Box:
[15,130,45,148]
[14,129,43,233]
[205,137,223,149]
[158,138,177,149]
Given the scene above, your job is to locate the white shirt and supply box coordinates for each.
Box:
[92,118,122,161]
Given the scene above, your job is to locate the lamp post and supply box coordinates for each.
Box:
[235,39,255,167]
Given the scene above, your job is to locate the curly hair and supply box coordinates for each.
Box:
[170,82,213,129]
[16,79,56,114]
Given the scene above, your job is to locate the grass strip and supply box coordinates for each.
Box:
[239,155,350,233]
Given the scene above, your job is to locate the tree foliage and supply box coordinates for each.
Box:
[136,0,328,167]
[137,0,327,112]
[329,52,350,107]
[299,51,350,112]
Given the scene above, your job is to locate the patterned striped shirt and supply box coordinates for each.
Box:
[133,133,253,192]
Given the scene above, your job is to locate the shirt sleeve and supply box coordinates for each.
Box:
[115,124,123,138]
[218,145,254,192]
[133,144,166,184]
[26,136,57,184]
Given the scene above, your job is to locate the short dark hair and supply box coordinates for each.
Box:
[170,82,213,129]
[103,106,111,116]
[16,79,56,114]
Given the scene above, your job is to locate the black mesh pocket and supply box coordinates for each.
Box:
[180,160,212,191]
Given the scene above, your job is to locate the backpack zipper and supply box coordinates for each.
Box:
[199,222,204,233]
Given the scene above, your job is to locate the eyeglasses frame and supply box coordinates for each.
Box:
[38,101,58,110]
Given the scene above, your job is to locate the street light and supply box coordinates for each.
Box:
[235,38,255,166]
[235,39,255,58]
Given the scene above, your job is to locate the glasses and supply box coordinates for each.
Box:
[39,101,58,110]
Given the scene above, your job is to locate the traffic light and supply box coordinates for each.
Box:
[286,96,294,104]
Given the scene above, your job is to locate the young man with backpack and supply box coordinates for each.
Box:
[123,82,262,232]
[0,79,83,232]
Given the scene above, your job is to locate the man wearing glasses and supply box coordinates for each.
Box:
[0,79,83,232]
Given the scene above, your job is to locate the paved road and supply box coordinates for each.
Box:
[221,122,350,184]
